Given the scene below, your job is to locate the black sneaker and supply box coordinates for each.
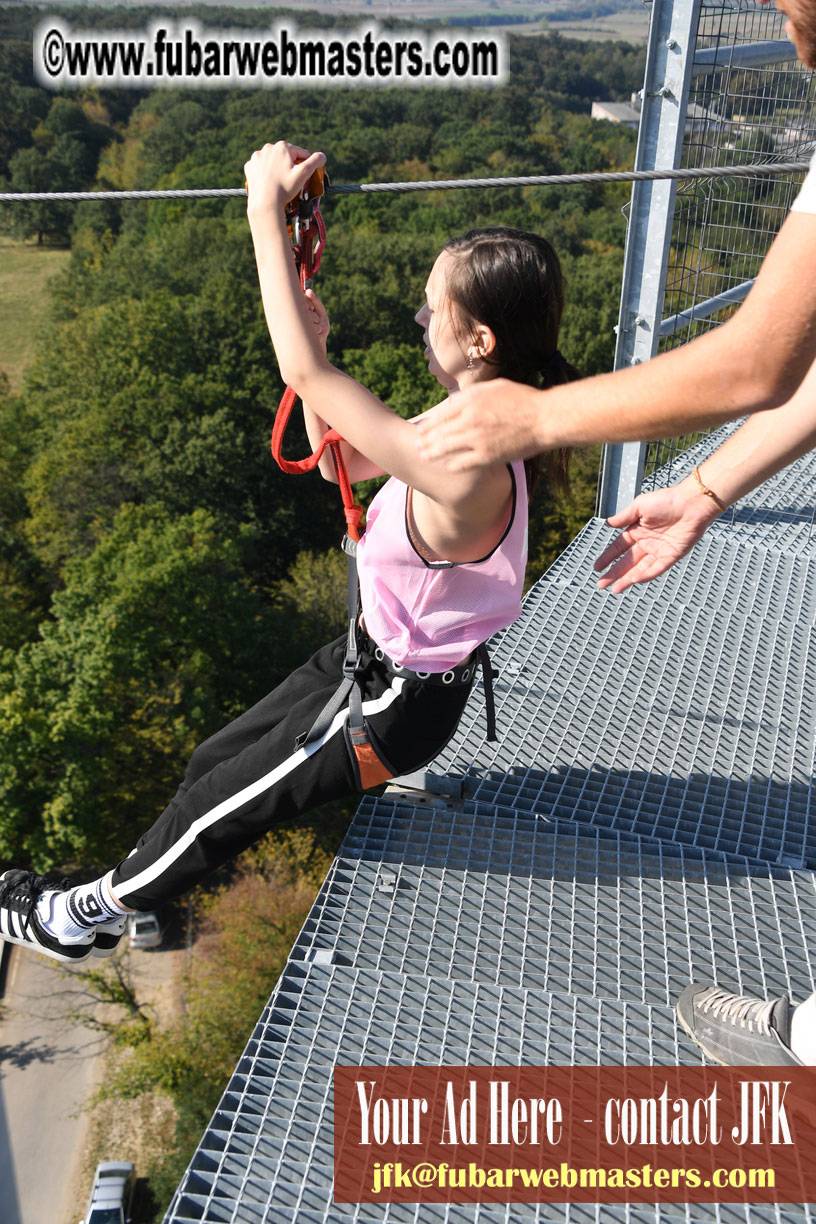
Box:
[677,983,802,1066]
[91,916,127,958]
[0,869,95,964]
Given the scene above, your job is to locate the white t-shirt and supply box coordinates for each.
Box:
[791,148,816,213]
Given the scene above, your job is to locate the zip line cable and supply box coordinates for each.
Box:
[0,160,810,203]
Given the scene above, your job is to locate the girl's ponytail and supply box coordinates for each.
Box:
[527,351,582,500]
[442,227,583,501]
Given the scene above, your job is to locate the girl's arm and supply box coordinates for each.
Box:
[300,289,385,484]
[244,142,500,518]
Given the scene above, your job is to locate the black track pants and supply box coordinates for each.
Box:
[110,634,473,910]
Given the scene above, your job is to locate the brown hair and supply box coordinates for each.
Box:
[442,226,581,498]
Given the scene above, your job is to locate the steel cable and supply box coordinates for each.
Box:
[0,161,810,203]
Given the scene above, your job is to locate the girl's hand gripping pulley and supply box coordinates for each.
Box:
[268,162,364,542]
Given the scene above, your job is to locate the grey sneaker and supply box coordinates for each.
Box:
[91,915,127,958]
[0,869,95,964]
[677,983,801,1066]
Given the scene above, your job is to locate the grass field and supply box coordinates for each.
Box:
[44,0,651,44]
[0,240,70,392]
[259,0,651,42]
[541,10,651,43]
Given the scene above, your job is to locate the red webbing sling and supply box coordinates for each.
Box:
[269,168,387,786]
[269,166,364,542]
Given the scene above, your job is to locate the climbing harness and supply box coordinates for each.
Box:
[269,167,497,786]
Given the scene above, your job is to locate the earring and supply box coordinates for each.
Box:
[467,355,474,370]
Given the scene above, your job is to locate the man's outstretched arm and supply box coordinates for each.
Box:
[416,210,816,468]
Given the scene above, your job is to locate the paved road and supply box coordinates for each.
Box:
[0,947,101,1224]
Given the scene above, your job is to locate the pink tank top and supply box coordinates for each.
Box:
[356,460,528,672]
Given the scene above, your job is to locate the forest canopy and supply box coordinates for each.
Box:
[0,4,643,869]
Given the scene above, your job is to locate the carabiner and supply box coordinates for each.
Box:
[286,165,329,265]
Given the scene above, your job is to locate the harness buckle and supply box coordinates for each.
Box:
[342,658,358,681]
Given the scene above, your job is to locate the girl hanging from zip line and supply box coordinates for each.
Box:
[0,140,581,963]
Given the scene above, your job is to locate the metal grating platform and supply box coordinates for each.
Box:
[289,797,816,1010]
[168,960,702,1224]
[164,955,816,1224]
[411,519,816,869]
[637,422,816,554]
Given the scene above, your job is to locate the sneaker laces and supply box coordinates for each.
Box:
[699,986,780,1034]
[0,871,68,936]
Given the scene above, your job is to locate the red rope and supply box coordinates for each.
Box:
[269,180,364,542]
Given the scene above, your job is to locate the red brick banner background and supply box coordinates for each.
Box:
[334,1065,816,1204]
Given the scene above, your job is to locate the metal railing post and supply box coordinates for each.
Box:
[598,0,702,518]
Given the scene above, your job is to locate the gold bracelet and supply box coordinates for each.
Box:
[692,465,727,514]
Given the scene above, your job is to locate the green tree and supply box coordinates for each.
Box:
[0,79,49,176]
[0,505,290,868]
[339,339,440,418]
[276,548,348,661]
[2,144,76,243]
[0,378,49,650]
[21,248,340,580]
[560,248,624,376]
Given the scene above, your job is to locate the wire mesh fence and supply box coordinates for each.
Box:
[637,0,816,490]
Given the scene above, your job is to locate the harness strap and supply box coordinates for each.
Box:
[297,672,355,754]
[476,643,498,742]
[342,534,360,665]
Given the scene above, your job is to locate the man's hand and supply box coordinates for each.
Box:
[594,480,721,593]
[415,379,546,470]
